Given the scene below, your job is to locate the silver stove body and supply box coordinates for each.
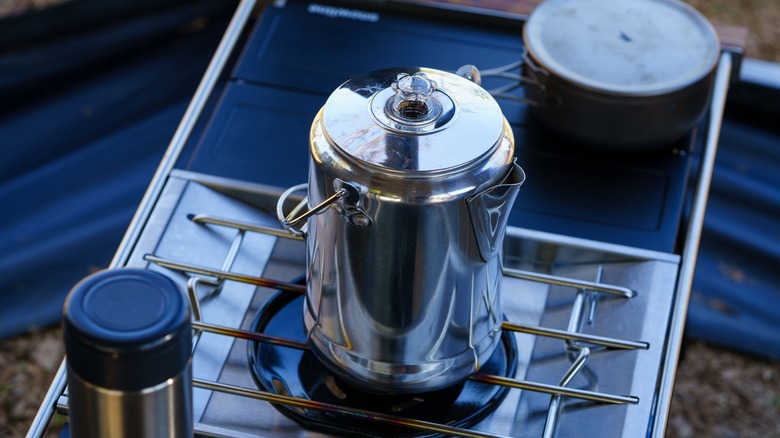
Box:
[125,170,682,438]
[43,168,692,438]
[27,1,734,437]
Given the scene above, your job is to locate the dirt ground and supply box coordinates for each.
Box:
[686,0,780,62]
[1,1,779,437]
[668,342,780,438]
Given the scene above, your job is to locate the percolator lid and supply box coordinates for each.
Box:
[320,67,506,173]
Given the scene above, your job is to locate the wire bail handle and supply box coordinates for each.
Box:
[276,181,372,237]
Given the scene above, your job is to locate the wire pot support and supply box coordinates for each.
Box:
[138,212,648,438]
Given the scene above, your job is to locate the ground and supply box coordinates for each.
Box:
[1,1,779,437]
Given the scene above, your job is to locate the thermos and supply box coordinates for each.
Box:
[63,268,192,437]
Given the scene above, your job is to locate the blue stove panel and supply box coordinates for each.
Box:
[178,0,695,253]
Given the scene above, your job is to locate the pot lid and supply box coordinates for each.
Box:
[320,67,506,173]
[523,0,720,95]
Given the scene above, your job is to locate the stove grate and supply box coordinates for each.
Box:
[141,212,649,437]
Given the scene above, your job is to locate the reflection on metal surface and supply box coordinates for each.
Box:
[147,203,646,433]
[504,268,636,298]
[190,213,303,240]
[144,254,306,294]
[468,374,638,405]
[191,320,309,350]
[41,172,684,437]
[501,323,648,350]
[193,378,510,438]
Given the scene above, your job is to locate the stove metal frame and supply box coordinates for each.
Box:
[52,166,682,437]
[139,220,647,438]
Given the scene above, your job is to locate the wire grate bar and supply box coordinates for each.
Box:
[469,374,638,405]
[144,254,306,294]
[183,302,642,407]
[192,321,309,350]
[501,322,649,350]
[151,214,646,437]
[503,267,636,298]
[146,253,636,302]
[189,213,304,240]
[193,378,513,438]
[181,214,631,299]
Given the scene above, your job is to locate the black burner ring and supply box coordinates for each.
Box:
[248,283,518,438]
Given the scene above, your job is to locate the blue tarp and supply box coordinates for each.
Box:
[1,0,778,360]
[0,0,236,336]
[686,101,780,359]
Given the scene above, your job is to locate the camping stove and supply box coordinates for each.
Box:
[28,0,734,437]
[114,175,682,438]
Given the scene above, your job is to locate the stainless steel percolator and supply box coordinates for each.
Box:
[278,67,524,393]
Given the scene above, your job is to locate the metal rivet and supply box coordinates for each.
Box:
[352,214,370,228]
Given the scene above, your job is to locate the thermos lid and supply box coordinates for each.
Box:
[319,67,506,173]
[63,268,191,390]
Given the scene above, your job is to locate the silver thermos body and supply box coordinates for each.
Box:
[63,268,193,437]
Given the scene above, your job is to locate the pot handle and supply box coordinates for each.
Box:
[464,63,536,107]
[518,52,562,108]
[475,53,560,108]
[276,183,347,237]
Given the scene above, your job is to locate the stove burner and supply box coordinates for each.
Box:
[248,282,518,437]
